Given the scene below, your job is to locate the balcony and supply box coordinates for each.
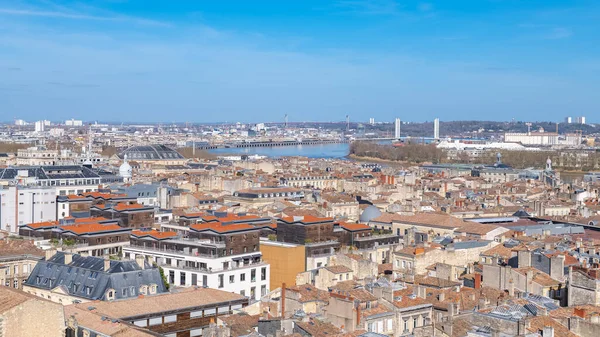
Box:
[158,259,268,274]
[126,244,225,259]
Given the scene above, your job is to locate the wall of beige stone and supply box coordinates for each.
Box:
[2,298,65,337]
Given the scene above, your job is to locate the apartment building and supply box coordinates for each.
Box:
[0,185,56,234]
[0,165,101,196]
[124,224,270,301]
[0,239,44,289]
[20,217,131,257]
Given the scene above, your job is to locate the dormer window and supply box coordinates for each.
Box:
[106,289,115,301]
[140,285,148,295]
[149,284,157,294]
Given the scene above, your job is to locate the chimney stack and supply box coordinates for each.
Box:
[45,248,57,261]
[474,273,482,289]
[104,258,111,272]
[64,253,73,265]
[136,255,145,270]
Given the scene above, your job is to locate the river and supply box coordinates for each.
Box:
[208,143,350,159]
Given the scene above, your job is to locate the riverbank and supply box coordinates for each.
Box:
[347,154,428,167]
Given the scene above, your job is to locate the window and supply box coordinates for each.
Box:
[404,320,409,332]
[251,269,256,282]
[218,274,224,288]
[106,289,115,300]
[261,285,267,297]
[261,267,267,281]
[14,280,18,288]
[149,284,157,294]
[240,273,246,282]
[140,285,148,295]
[122,288,127,297]
[230,275,235,284]
[240,290,245,296]
[180,272,186,286]
[414,317,418,328]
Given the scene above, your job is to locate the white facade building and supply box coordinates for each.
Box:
[394,118,401,139]
[0,186,56,234]
[0,166,101,196]
[434,118,440,139]
[124,232,270,301]
[577,116,586,125]
[34,121,45,133]
[65,119,83,127]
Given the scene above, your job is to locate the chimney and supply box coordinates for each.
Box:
[491,328,500,337]
[45,248,57,261]
[104,258,111,272]
[438,292,445,302]
[281,283,286,317]
[542,326,554,337]
[508,278,515,297]
[64,253,73,265]
[474,273,482,289]
[356,303,361,325]
[136,255,145,270]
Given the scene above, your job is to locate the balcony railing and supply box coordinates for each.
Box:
[126,245,225,259]
[158,260,267,274]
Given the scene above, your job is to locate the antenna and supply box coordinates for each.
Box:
[284,114,288,128]
[346,115,350,131]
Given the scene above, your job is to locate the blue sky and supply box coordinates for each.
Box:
[0,0,598,123]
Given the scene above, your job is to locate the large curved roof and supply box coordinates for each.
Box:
[118,145,185,161]
[359,205,382,223]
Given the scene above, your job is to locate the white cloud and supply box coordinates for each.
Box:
[0,7,170,27]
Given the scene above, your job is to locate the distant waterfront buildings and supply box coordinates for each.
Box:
[64,119,83,127]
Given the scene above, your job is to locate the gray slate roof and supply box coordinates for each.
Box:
[24,252,166,302]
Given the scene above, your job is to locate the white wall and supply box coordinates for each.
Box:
[0,186,56,234]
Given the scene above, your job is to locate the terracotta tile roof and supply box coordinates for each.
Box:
[286,284,330,303]
[392,286,430,309]
[190,222,257,234]
[0,287,51,313]
[60,223,126,235]
[72,287,246,319]
[338,222,371,232]
[513,267,561,287]
[0,239,44,257]
[83,192,129,199]
[113,203,150,211]
[481,244,516,259]
[218,313,260,337]
[131,229,178,240]
[526,316,578,337]
[361,305,394,319]
[329,280,361,292]
[295,318,341,337]
[64,305,156,337]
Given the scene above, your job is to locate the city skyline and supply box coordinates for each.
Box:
[1,0,599,122]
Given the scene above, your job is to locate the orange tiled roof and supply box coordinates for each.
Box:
[338,222,371,231]
[60,223,125,235]
[190,222,256,234]
[131,229,177,240]
[113,203,150,211]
